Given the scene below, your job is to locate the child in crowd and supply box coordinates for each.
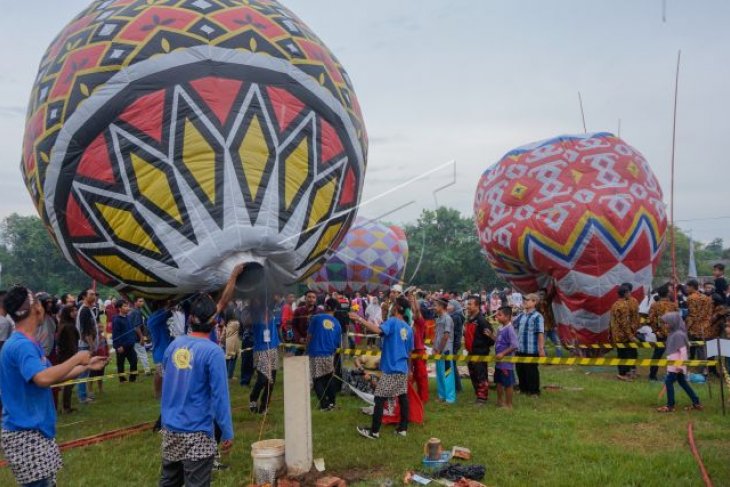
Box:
[494,306,518,409]
[657,312,702,413]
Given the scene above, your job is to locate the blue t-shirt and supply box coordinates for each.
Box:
[161,335,233,441]
[516,311,545,355]
[379,317,413,375]
[112,314,137,349]
[0,332,56,438]
[253,317,280,352]
[307,314,342,357]
[148,309,172,364]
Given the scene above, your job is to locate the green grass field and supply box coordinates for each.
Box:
[2,357,728,486]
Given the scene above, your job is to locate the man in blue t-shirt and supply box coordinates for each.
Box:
[0,286,107,486]
[160,297,234,486]
[147,300,173,399]
[350,295,413,439]
[249,297,281,414]
[307,298,342,411]
[159,263,244,484]
[112,299,138,383]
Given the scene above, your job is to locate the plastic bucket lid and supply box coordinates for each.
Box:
[251,439,285,459]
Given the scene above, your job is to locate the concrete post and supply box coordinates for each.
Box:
[283,356,312,476]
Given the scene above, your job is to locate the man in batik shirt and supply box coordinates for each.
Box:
[685,279,714,375]
[610,285,638,381]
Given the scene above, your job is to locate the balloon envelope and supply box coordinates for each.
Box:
[474,133,667,344]
[307,217,409,295]
[21,0,367,296]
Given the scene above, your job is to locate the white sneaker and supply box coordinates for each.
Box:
[356,426,379,439]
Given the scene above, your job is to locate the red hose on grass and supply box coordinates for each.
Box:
[0,403,251,469]
[687,422,713,487]
[58,421,154,450]
[0,421,154,469]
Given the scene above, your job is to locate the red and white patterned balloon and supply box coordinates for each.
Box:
[474,133,667,344]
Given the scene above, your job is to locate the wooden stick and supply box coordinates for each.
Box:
[718,338,726,416]
[669,50,681,295]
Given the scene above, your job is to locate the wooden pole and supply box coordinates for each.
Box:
[578,91,587,133]
[669,50,681,297]
[699,308,713,399]
[718,338,726,416]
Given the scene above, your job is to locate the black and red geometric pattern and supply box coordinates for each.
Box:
[21,0,367,296]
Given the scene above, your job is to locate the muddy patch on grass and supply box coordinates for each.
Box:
[339,467,387,484]
[604,422,681,452]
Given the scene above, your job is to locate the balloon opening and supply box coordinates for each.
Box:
[235,263,266,297]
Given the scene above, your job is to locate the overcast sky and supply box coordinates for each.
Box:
[1,0,728,244]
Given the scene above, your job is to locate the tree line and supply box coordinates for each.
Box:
[0,210,724,296]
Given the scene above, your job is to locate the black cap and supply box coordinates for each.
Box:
[324,297,339,312]
[191,294,217,323]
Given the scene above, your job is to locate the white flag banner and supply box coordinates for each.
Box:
[705,338,730,359]
[688,238,698,279]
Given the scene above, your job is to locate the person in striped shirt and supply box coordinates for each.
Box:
[514,294,545,396]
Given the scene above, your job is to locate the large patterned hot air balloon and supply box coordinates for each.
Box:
[307,217,409,295]
[20,0,367,296]
[474,133,667,344]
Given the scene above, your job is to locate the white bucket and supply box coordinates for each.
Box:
[251,439,286,485]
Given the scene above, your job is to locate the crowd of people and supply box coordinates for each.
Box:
[610,263,730,385]
[1,261,729,485]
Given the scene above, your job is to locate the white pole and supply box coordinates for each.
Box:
[283,356,313,475]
